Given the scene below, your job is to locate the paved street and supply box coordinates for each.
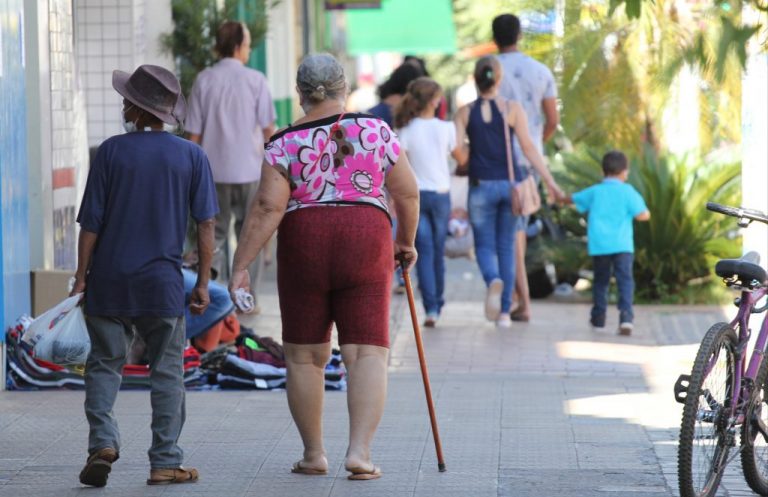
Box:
[0,258,749,496]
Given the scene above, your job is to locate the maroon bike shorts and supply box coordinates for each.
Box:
[276,205,394,347]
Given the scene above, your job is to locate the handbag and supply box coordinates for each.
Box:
[502,101,541,216]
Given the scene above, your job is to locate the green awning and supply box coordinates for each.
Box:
[345,0,456,55]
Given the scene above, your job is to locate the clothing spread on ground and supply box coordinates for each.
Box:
[5,318,346,392]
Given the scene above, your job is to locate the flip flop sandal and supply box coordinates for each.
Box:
[347,465,382,480]
[146,467,199,485]
[291,461,328,475]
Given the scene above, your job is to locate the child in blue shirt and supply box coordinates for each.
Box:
[565,151,650,335]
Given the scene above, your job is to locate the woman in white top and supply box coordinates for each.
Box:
[394,77,461,327]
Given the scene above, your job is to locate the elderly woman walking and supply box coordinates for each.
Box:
[229,54,419,480]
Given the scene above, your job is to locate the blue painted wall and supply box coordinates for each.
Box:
[0,0,31,339]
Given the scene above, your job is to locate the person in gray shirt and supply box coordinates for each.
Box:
[493,13,559,323]
[186,21,276,312]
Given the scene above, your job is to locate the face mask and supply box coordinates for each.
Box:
[122,104,137,133]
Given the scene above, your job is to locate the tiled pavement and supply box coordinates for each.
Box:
[0,258,754,496]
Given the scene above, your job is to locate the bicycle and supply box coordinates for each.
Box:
[675,202,768,497]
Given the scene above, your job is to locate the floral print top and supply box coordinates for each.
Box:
[264,113,400,217]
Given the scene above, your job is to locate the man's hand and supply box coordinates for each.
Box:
[70,275,87,297]
[189,285,210,315]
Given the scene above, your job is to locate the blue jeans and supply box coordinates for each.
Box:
[591,253,635,325]
[468,180,519,313]
[415,191,451,315]
[85,315,186,469]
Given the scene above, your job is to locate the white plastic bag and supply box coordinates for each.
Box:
[22,294,90,365]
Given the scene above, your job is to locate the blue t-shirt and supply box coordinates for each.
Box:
[571,178,648,256]
[77,131,219,317]
[368,102,393,127]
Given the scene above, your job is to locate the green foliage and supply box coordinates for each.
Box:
[525,209,590,283]
[532,0,744,155]
[631,148,742,300]
[160,0,272,96]
[608,0,765,81]
[553,145,742,302]
[424,0,510,90]
[551,20,648,155]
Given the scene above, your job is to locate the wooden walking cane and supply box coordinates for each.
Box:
[398,257,447,472]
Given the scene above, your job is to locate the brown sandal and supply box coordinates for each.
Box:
[79,448,119,487]
[509,310,530,322]
[146,467,199,485]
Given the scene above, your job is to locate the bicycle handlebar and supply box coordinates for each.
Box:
[707,202,768,225]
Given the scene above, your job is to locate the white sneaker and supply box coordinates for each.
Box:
[423,313,438,328]
[496,314,511,328]
[485,278,503,321]
[619,322,634,336]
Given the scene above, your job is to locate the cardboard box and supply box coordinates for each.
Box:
[30,269,73,318]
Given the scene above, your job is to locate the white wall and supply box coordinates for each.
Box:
[741,52,768,262]
[74,0,173,148]
[25,0,89,271]
[143,0,173,68]
[267,0,297,102]
[25,0,54,271]
[662,67,701,156]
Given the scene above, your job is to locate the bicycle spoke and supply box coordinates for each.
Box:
[755,412,768,444]
[690,343,732,493]
[679,323,737,497]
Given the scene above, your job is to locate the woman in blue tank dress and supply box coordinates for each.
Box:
[454,56,565,328]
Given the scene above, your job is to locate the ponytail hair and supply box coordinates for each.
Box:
[393,77,442,129]
[474,56,501,93]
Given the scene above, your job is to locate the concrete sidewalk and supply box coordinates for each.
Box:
[0,258,739,496]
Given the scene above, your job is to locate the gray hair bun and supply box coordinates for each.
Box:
[297,53,347,103]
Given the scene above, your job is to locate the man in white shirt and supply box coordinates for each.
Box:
[186,21,276,312]
[493,13,559,322]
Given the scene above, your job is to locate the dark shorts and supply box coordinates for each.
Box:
[277,205,393,347]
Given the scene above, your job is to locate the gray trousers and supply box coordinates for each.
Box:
[213,182,265,304]
[84,315,186,469]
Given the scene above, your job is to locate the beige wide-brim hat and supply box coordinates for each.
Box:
[112,64,186,125]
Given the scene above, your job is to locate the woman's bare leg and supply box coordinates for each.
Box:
[341,344,389,471]
[284,342,331,472]
[513,230,531,320]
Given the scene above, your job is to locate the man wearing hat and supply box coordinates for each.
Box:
[186,21,276,311]
[72,64,218,487]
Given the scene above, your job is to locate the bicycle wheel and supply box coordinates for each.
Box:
[678,322,738,497]
[742,353,768,495]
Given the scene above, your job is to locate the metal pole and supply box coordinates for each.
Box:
[302,0,310,55]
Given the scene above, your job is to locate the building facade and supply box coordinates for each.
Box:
[0,0,324,390]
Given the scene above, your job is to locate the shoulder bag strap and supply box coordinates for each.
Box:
[501,100,516,183]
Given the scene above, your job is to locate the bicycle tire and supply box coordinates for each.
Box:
[678,322,738,497]
[742,353,768,495]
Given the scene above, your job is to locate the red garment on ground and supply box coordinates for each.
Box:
[192,314,240,352]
